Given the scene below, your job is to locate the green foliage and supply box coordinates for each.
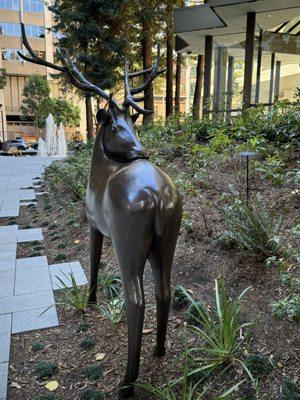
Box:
[55,272,89,315]
[54,253,67,262]
[172,286,190,311]
[244,354,273,378]
[83,364,103,380]
[100,295,125,324]
[80,337,95,350]
[35,395,60,400]
[185,278,254,386]
[222,196,284,257]
[0,67,6,89]
[21,74,51,128]
[34,361,59,379]
[49,97,80,127]
[76,322,90,333]
[44,144,93,204]
[31,342,44,352]
[186,301,207,326]
[80,389,103,400]
[271,295,300,323]
[98,267,122,299]
[278,379,300,400]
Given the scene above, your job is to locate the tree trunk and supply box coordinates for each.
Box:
[175,52,182,114]
[166,1,174,118]
[193,54,204,120]
[142,0,154,125]
[85,94,94,140]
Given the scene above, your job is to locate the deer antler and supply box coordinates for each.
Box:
[17,23,122,109]
[123,48,166,115]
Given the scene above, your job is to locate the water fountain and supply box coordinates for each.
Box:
[57,123,67,157]
[43,114,67,157]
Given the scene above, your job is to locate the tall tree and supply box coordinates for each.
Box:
[49,0,128,139]
[193,55,204,119]
[165,0,174,117]
[175,52,183,114]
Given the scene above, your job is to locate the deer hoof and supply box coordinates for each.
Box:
[118,384,134,399]
[153,346,166,358]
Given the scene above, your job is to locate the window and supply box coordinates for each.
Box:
[23,0,44,13]
[25,24,45,38]
[0,22,21,36]
[0,0,19,10]
[2,48,22,62]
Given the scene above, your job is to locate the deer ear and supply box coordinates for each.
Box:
[96,109,108,125]
[131,113,140,125]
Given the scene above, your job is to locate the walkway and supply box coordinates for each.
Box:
[0,157,87,400]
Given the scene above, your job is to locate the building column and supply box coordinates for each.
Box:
[268,53,276,105]
[213,46,227,116]
[242,11,256,110]
[226,56,234,116]
[274,60,281,102]
[254,28,263,104]
[203,35,213,117]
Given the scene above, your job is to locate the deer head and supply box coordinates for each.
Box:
[18,23,165,162]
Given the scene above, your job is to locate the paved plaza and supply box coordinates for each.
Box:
[0,157,88,400]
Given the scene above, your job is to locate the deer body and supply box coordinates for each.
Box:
[18,27,182,398]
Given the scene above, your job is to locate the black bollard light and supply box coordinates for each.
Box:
[237,151,257,206]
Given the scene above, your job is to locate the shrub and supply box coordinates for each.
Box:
[34,361,59,379]
[278,379,300,400]
[271,295,300,323]
[80,389,103,400]
[244,354,273,377]
[55,272,89,315]
[80,337,95,350]
[222,196,284,257]
[172,285,190,310]
[83,364,103,380]
[98,267,122,299]
[31,341,44,352]
[76,322,90,333]
[54,253,66,262]
[100,295,125,324]
[186,301,207,326]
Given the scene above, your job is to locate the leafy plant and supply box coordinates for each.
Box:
[98,266,122,299]
[76,322,90,333]
[186,301,207,326]
[34,361,59,379]
[80,337,95,350]
[31,342,44,352]
[244,354,273,378]
[222,196,285,257]
[277,379,300,400]
[271,295,300,323]
[35,395,61,400]
[54,272,89,315]
[83,364,103,380]
[172,286,191,311]
[54,253,67,262]
[100,294,125,324]
[184,278,255,386]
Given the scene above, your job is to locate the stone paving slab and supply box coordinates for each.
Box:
[0,243,17,252]
[16,256,48,268]
[12,306,59,334]
[17,228,43,243]
[15,265,52,295]
[0,314,12,363]
[50,261,88,290]
[0,290,55,314]
[0,362,9,399]
[0,270,15,298]
[0,251,16,262]
[0,260,15,272]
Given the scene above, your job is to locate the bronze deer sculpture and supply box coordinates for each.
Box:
[18,23,182,398]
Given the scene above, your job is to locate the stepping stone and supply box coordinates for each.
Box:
[16,256,47,268]
[0,269,15,298]
[17,228,43,243]
[15,264,52,295]
[12,306,59,334]
[0,251,16,262]
[0,260,15,272]
[0,362,9,399]
[0,314,12,363]
[0,243,17,252]
[50,261,88,290]
[0,290,55,314]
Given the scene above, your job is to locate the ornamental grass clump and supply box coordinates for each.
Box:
[34,361,59,379]
[55,272,89,315]
[172,285,191,311]
[83,364,103,380]
[244,354,273,377]
[222,195,285,257]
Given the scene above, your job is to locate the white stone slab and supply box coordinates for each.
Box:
[0,362,8,399]
[17,228,43,243]
[16,256,48,269]
[0,260,15,273]
[0,269,15,298]
[0,251,16,261]
[50,261,88,290]
[12,306,59,334]
[0,290,55,314]
[0,314,12,363]
[0,243,17,252]
[15,265,52,295]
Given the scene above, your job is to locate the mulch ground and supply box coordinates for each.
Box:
[7,155,300,400]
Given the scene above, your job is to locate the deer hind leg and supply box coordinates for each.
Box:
[88,225,103,305]
[149,226,181,358]
[112,233,151,399]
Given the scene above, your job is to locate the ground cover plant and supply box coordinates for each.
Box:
[9,101,299,399]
